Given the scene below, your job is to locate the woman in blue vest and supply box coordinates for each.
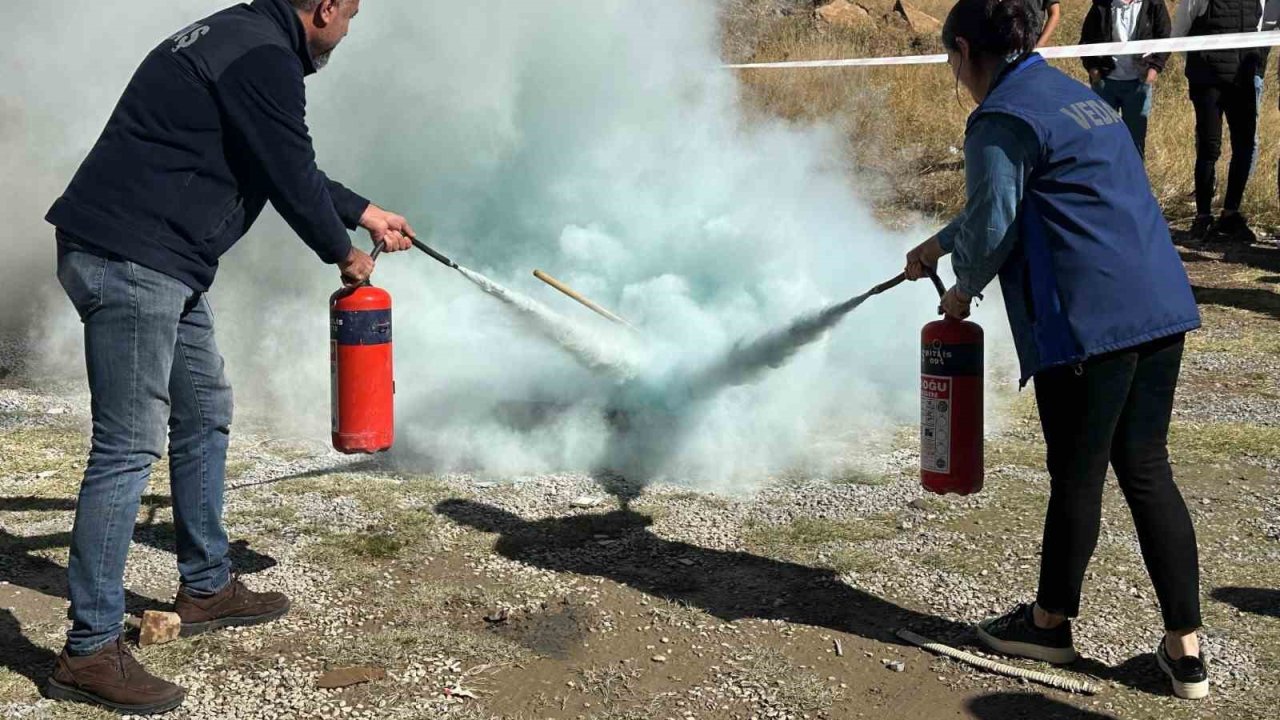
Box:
[904,0,1208,700]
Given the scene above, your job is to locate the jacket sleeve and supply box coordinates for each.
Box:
[1172,0,1207,37]
[322,174,370,231]
[1146,0,1173,72]
[948,114,1038,299]
[1080,6,1105,73]
[214,45,354,264]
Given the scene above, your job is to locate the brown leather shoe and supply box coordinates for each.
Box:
[174,575,290,637]
[45,636,185,715]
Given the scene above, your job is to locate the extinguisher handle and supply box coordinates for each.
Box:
[351,241,388,289]
[925,266,947,300]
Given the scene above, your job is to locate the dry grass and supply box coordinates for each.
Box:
[729,0,1280,227]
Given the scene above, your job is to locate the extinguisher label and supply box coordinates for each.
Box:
[920,342,982,377]
[921,374,952,475]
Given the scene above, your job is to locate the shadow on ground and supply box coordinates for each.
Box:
[1174,229,1280,274]
[435,500,963,644]
[435,500,1187,699]
[1192,285,1280,320]
[1212,586,1280,619]
[0,493,277,692]
[0,609,57,698]
[966,692,1117,719]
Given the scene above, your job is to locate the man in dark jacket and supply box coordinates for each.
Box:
[1173,0,1269,242]
[1081,0,1173,158]
[42,0,412,714]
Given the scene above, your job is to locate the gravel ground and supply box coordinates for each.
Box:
[1,245,1278,720]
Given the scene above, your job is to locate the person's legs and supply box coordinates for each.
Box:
[1100,79,1149,157]
[1093,77,1123,112]
[1109,335,1211,700]
[59,240,194,656]
[1188,84,1224,220]
[1222,79,1259,214]
[1033,354,1138,620]
[167,294,233,596]
[166,297,289,634]
[1109,336,1201,640]
[1122,80,1153,159]
[976,353,1138,664]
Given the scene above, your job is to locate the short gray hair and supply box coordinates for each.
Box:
[289,0,338,11]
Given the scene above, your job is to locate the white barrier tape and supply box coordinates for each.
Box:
[726,30,1280,69]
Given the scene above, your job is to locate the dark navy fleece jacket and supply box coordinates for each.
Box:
[46,0,369,291]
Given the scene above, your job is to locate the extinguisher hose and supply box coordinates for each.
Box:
[925,266,947,299]
[368,236,460,270]
[895,629,1100,695]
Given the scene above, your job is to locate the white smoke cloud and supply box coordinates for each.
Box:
[4,1,1014,492]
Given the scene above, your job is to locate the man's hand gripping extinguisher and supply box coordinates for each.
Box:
[920,269,984,495]
[330,243,395,454]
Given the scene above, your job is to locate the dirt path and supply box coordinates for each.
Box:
[1,232,1277,720]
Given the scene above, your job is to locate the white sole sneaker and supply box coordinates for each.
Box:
[1157,648,1210,700]
[976,625,1079,665]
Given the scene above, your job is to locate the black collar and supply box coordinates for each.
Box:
[251,0,318,76]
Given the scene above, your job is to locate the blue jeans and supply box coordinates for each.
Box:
[56,234,233,655]
[1093,77,1153,158]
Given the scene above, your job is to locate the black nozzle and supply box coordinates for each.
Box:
[411,238,459,269]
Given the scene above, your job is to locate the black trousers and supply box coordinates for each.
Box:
[1033,334,1201,631]
[1189,81,1258,216]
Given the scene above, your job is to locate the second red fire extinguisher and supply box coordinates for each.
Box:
[920,274,984,495]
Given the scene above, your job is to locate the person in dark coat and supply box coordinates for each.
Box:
[42,1,414,714]
[1080,0,1173,157]
[1173,0,1270,241]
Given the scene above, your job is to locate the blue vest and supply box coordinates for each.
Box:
[970,55,1200,382]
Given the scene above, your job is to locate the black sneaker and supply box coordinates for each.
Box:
[1211,212,1255,244]
[1156,640,1209,700]
[976,603,1078,664]
[1189,214,1213,241]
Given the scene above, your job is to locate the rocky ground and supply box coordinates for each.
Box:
[1,233,1278,720]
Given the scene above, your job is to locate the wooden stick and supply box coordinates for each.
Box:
[533,270,634,329]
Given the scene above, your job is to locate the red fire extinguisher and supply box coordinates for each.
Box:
[920,271,983,495]
[330,244,395,454]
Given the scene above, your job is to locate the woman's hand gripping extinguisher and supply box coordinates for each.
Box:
[330,242,395,454]
[920,268,984,495]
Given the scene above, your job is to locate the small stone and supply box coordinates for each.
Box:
[139,611,182,647]
[570,496,603,509]
[651,655,668,663]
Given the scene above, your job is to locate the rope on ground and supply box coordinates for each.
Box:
[895,628,1100,695]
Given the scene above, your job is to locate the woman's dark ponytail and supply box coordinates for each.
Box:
[941,0,1037,59]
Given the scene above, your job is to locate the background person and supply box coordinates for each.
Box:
[905,0,1209,700]
[1033,0,1063,45]
[42,0,413,714]
[1080,0,1173,158]
[1173,0,1270,242]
